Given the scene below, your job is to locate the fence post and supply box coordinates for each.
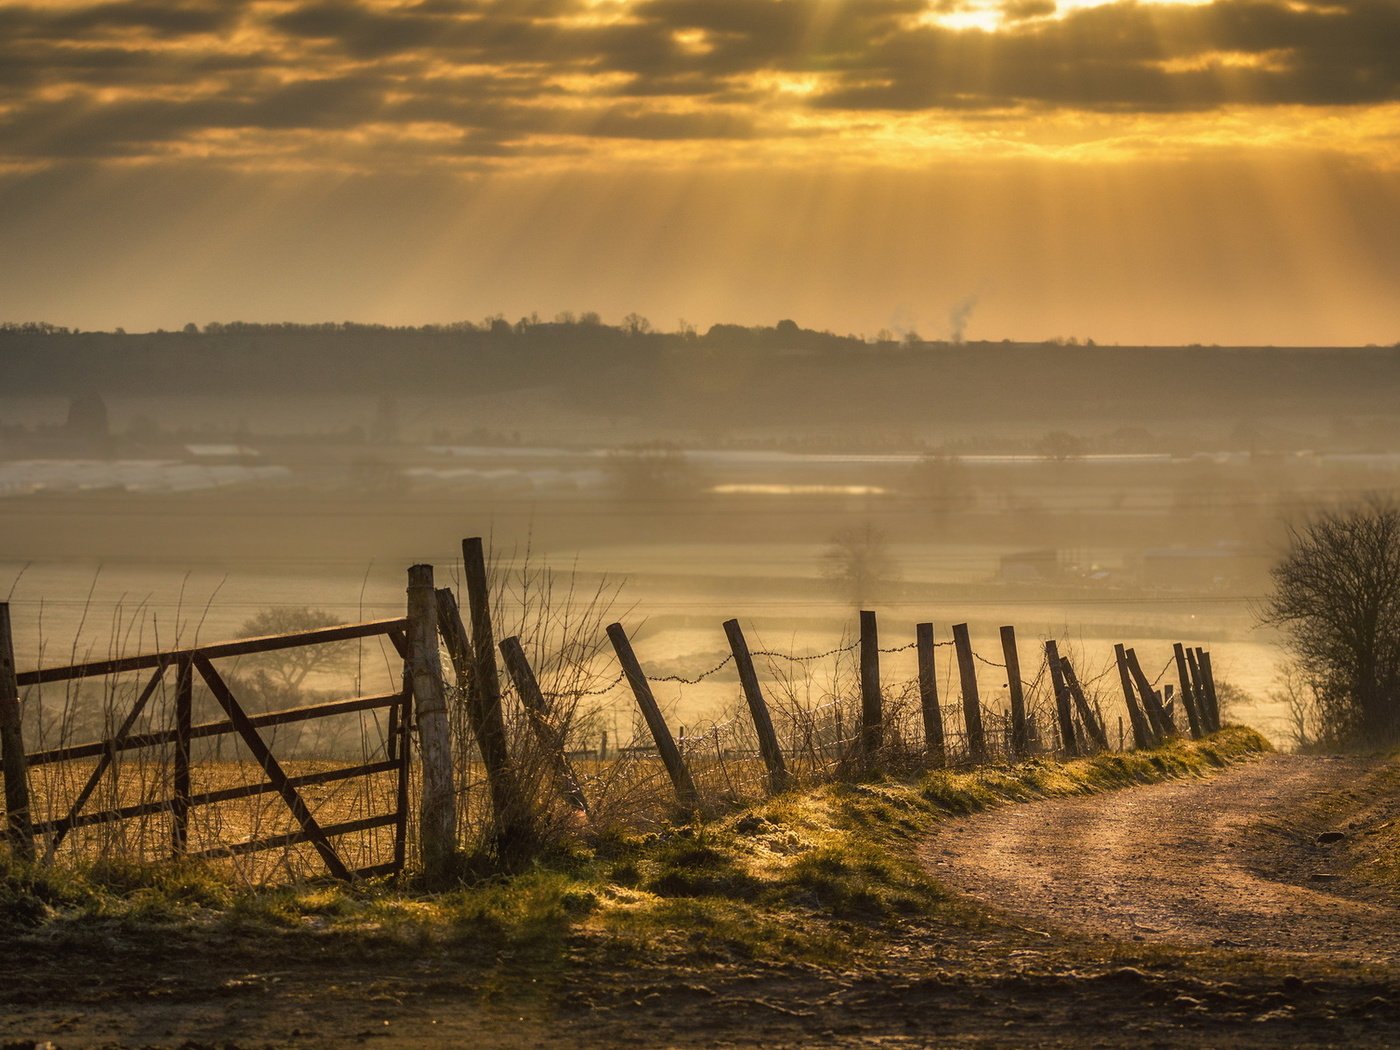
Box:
[1058,656,1109,752]
[171,654,193,856]
[1000,625,1028,758]
[1172,643,1205,738]
[407,564,458,886]
[952,623,988,764]
[393,664,413,876]
[436,586,533,860]
[1044,640,1079,756]
[723,619,791,793]
[606,623,700,809]
[498,636,590,817]
[1197,648,1221,731]
[0,604,34,861]
[1188,647,1217,732]
[1113,643,1154,749]
[1125,648,1175,738]
[458,537,537,860]
[858,610,883,761]
[915,623,946,767]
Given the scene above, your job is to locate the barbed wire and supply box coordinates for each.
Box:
[1151,656,1176,687]
[750,641,859,662]
[1078,664,1119,690]
[543,670,626,699]
[645,653,736,685]
[878,641,920,654]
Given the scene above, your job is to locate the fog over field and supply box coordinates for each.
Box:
[6,325,1400,747]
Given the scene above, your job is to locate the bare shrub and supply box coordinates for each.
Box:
[1262,498,1400,747]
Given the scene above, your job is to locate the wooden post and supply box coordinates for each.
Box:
[436,586,532,859]
[1173,643,1205,738]
[1197,648,1221,731]
[723,620,791,793]
[915,623,946,766]
[1125,648,1175,738]
[859,610,883,759]
[1000,625,1028,758]
[457,537,536,859]
[499,636,590,816]
[1113,643,1154,749]
[0,604,34,861]
[1045,640,1079,756]
[407,564,458,886]
[606,623,699,809]
[393,665,413,876]
[1058,656,1109,752]
[952,623,987,764]
[1187,647,1216,733]
[171,654,193,856]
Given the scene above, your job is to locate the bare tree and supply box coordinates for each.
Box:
[237,607,356,692]
[1261,499,1400,747]
[822,524,897,609]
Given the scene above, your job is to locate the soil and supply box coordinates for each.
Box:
[3,753,1398,1049]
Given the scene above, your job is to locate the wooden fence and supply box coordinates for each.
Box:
[0,536,1225,883]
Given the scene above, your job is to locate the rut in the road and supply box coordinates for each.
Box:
[924,753,1399,963]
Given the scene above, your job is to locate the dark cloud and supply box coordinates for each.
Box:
[0,1,243,39]
[0,0,1395,167]
[1003,0,1056,21]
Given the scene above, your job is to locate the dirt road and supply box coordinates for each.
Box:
[924,753,1399,964]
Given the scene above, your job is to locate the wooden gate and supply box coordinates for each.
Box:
[7,616,413,881]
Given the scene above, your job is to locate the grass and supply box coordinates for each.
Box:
[1,727,1271,974]
[1275,748,1400,898]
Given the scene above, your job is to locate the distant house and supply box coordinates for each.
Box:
[999,549,1061,584]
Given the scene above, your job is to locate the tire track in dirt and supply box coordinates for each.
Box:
[924,754,1400,963]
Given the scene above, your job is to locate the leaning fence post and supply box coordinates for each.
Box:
[437,586,533,859]
[606,623,699,809]
[1125,647,1175,739]
[1000,626,1029,758]
[498,636,590,818]
[1058,656,1109,752]
[723,619,791,793]
[408,564,458,886]
[1113,643,1154,749]
[458,537,537,860]
[1172,643,1204,738]
[1045,640,1079,756]
[915,623,946,767]
[952,623,988,764]
[1197,648,1221,731]
[1189,647,1218,732]
[0,603,34,861]
[859,610,883,760]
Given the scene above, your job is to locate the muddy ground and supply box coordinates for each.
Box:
[3,753,1397,1049]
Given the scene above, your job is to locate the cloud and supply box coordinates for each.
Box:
[0,0,1395,169]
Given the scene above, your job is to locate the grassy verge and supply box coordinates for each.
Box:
[1,727,1271,972]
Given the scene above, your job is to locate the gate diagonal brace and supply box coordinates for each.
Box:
[193,654,352,881]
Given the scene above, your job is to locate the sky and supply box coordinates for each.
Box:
[0,0,1397,345]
